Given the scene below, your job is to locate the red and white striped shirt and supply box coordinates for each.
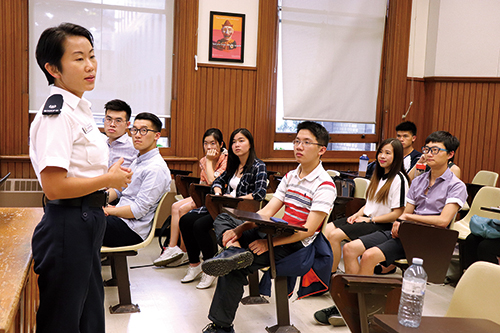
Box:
[273,162,336,246]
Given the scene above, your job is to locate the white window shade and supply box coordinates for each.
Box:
[30,0,173,117]
[281,0,387,123]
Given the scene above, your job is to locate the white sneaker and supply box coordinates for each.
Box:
[196,273,216,289]
[181,265,202,283]
[166,252,189,267]
[153,246,184,267]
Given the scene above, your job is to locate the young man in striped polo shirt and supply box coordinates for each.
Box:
[201,121,336,333]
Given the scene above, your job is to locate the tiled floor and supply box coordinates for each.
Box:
[103,239,455,333]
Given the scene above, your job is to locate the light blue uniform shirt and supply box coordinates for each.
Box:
[115,148,171,239]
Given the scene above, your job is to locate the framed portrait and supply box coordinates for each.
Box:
[209,11,245,62]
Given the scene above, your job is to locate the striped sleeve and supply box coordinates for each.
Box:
[310,179,336,214]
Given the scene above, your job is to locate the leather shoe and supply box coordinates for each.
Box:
[202,246,253,277]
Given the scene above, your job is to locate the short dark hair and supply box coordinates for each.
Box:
[296,121,330,147]
[134,112,162,132]
[105,99,132,121]
[36,23,94,85]
[396,121,417,136]
[425,131,460,153]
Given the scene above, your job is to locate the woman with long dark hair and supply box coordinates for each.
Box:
[324,138,410,274]
[178,128,267,289]
[154,128,228,267]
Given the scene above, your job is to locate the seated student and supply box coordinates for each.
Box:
[178,128,267,290]
[408,137,461,181]
[324,138,409,276]
[344,131,466,273]
[153,128,228,267]
[200,121,336,333]
[463,233,500,269]
[103,112,171,247]
[315,131,467,326]
[103,99,138,168]
[366,121,421,178]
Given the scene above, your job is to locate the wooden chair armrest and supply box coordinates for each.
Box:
[396,219,447,229]
[205,195,261,220]
[174,175,200,198]
[190,183,211,208]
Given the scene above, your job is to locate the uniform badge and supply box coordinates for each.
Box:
[42,94,63,115]
[82,123,94,134]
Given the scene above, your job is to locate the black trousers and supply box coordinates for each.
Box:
[179,211,217,263]
[102,215,143,247]
[463,233,500,269]
[208,213,303,327]
[32,200,106,333]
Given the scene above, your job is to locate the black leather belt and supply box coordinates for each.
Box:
[46,190,108,207]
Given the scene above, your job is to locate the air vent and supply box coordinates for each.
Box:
[0,179,43,192]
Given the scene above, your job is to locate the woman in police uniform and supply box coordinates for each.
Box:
[29,23,132,333]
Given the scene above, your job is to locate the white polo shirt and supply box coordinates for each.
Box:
[30,86,108,187]
[363,171,409,218]
[274,162,336,246]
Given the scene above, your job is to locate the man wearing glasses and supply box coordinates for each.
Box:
[102,112,171,247]
[200,121,336,333]
[103,99,138,168]
[342,131,467,276]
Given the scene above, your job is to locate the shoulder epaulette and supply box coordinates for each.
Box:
[42,94,63,115]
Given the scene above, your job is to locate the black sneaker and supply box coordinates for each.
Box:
[202,323,235,333]
[313,305,345,326]
[202,246,253,277]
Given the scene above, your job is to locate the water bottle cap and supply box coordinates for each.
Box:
[412,257,423,265]
[360,154,369,160]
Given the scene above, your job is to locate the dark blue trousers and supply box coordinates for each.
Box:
[208,213,302,327]
[32,200,106,333]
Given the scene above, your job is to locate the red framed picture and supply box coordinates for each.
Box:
[209,11,245,63]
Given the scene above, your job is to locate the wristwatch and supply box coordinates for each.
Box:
[369,216,373,223]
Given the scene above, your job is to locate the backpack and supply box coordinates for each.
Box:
[332,176,355,197]
[158,215,172,252]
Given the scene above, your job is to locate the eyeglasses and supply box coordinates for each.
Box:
[421,146,448,155]
[292,139,323,148]
[103,116,125,125]
[129,127,158,136]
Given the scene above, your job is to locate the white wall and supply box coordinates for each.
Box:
[197,0,259,67]
[410,0,500,77]
[408,0,430,78]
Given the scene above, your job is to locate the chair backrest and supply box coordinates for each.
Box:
[353,177,370,199]
[446,261,500,325]
[327,169,340,178]
[101,191,169,253]
[453,186,500,239]
[398,221,458,284]
[471,170,499,186]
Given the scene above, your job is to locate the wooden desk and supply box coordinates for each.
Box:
[0,207,44,333]
[222,207,307,333]
[481,206,500,214]
[373,314,500,333]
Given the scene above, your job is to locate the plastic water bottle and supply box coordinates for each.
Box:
[358,154,369,177]
[397,257,427,328]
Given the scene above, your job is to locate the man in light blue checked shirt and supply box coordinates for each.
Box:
[103,112,171,247]
[104,99,138,169]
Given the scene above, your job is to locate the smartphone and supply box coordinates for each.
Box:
[270,217,288,224]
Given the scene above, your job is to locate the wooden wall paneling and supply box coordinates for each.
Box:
[481,84,495,171]
[489,84,500,175]
[0,0,29,156]
[253,0,278,159]
[472,83,487,181]
[380,0,413,142]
